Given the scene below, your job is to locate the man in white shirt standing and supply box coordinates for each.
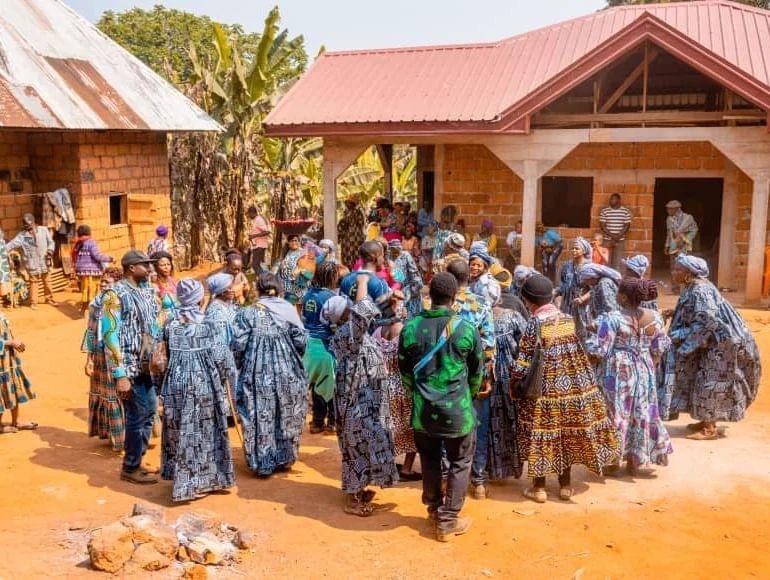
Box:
[599,193,633,270]
[247,204,271,273]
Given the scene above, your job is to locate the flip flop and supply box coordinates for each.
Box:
[0,425,19,434]
[14,422,38,431]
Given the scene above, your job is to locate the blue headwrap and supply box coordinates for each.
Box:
[207,272,234,297]
[176,278,205,323]
[513,265,538,287]
[572,236,592,260]
[676,254,709,278]
[578,263,622,284]
[623,255,649,278]
[469,240,494,266]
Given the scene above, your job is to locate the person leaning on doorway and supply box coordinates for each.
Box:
[664,200,699,293]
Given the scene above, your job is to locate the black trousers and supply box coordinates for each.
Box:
[311,391,335,427]
[415,430,475,531]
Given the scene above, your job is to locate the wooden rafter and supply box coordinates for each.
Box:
[599,45,659,114]
[533,109,766,127]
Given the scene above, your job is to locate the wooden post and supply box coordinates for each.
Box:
[322,156,339,246]
[746,175,769,302]
[521,160,538,267]
[376,144,393,201]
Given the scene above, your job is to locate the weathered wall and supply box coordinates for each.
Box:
[0,131,35,236]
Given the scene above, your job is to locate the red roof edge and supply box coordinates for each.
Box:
[499,11,770,131]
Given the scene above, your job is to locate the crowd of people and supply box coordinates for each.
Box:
[0,195,761,544]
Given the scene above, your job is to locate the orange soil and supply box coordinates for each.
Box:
[1,293,770,578]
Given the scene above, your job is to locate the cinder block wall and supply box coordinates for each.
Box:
[442,141,755,283]
[0,131,35,236]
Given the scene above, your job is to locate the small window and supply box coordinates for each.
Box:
[541,177,593,228]
[109,193,127,226]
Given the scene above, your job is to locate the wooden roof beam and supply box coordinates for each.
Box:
[599,46,660,114]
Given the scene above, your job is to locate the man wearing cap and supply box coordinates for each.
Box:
[101,250,161,484]
[665,200,699,292]
[599,193,633,270]
[7,213,56,309]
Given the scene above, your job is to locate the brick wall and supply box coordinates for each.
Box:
[0,131,35,236]
[441,144,522,253]
[441,141,755,285]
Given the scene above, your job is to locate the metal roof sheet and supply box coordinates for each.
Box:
[0,0,220,131]
[265,0,770,134]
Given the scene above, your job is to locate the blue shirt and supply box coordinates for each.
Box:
[302,287,336,341]
[339,270,391,308]
[542,229,562,246]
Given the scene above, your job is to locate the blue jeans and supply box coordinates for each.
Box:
[471,396,491,485]
[122,375,157,473]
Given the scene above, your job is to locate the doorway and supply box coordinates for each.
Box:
[652,178,723,282]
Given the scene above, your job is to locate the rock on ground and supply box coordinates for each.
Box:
[87,522,134,573]
[130,542,171,571]
[234,529,258,550]
[131,502,166,523]
[182,562,209,580]
[121,514,178,558]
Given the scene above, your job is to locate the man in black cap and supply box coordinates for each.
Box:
[101,250,161,484]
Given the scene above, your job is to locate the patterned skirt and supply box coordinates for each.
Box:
[87,350,125,451]
[0,349,34,414]
[385,376,417,456]
[516,355,620,478]
[79,276,101,308]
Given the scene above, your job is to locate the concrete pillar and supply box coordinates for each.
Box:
[521,160,538,267]
[746,175,769,302]
[322,158,338,245]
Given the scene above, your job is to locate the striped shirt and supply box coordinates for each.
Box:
[599,206,633,239]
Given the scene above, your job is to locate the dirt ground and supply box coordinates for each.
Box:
[1,291,770,579]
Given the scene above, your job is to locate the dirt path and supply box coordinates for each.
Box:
[1,294,770,578]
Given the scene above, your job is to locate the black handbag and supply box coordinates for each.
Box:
[513,317,544,400]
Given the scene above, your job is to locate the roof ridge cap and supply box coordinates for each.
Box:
[322,41,500,58]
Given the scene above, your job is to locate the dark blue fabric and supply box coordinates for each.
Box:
[302,287,335,341]
[122,375,157,472]
[471,396,491,485]
[339,270,391,307]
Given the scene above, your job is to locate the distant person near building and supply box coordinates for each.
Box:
[599,194,632,270]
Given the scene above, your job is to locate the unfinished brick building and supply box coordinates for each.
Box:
[265,0,770,303]
[0,0,218,260]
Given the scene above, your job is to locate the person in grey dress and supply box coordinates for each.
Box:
[158,278,236,502]
[232,272,308,476]
[6,213,56,308]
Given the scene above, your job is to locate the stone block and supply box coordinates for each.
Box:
[130,543,171,571]
[87,521,134,573]
[121,514,178,558]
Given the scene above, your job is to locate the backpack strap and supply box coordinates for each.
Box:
[413,315,461,376]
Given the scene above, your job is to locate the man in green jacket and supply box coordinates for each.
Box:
[398,272,484,542]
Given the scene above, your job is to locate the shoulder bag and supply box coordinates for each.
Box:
[512,316,544,400]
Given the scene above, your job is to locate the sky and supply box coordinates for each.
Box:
[66,0,605,56]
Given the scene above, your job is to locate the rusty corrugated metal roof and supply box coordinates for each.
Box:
[0,0,219,131]
[264,0,770,135]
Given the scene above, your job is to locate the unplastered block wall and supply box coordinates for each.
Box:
[552,142,749,278]
[77,131,171,256]
[26,131,171,257]
[0,131,35,236]
[441,144,523,254]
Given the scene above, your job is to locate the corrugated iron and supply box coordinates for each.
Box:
[265,0,770,133]
[0,0,219,131]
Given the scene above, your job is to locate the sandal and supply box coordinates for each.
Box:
[0,425,19,434]
[686,421,706,432]
[361,489,377,503]
[558,487,574,501]
[14,422,38,431]
[523,487,547,503]
[686,427,719,441]
[398,469,423,482]
[343,495,374,517]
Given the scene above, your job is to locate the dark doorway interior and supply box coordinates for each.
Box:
[652,178,723,282]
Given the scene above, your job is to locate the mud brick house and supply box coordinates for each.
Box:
[265,0,770,303]
[0,0,218,260]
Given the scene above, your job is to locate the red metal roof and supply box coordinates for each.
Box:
[264,0,770,136]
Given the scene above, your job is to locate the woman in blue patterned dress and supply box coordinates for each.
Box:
[586,278,673,476]
[558,237,592,315]
[82,266,125,451]
[577,263,621,340]
[278,235,307,305]
[486,293,527,482]
[658,255,761,441]
[204,273,238,355]
[623,255,658,311]
[232,272,308,476]
[330,286,398,517]
[158,278,235,502]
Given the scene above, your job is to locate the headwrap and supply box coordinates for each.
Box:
[623,255,649,278]
[259,296,305,329]
[387,238,403,250]
[320,295,351,326]
[513,265,538,287]
[572,236,592,260]
[521,274,554,303]
[446,232,466,251]
[578,263,622,284]
[207,272,234,297]
[490,262,512,290]
[675,254,709,278]
[469,241,493,266]
[176,278,205,323]
[481,218,494,230]
[156,224,168,236]
[319,239,337,261]
[470,273,501,307]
